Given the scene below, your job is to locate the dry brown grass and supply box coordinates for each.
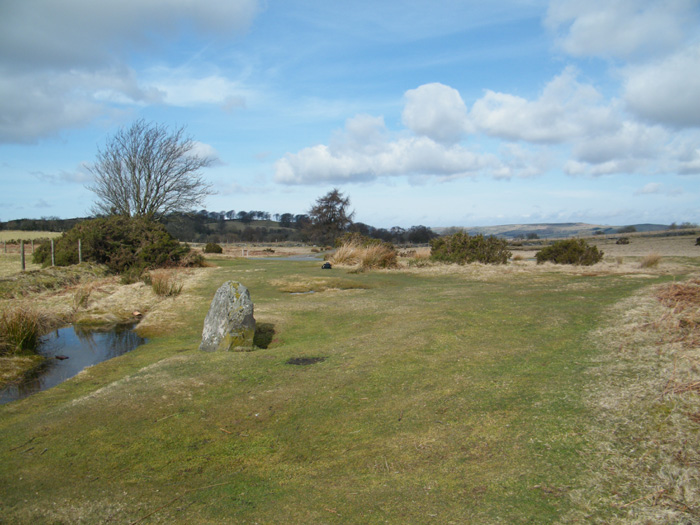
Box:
[564,277,700,523]
[149,269,184,297]
[640,252,662,268]
[329,241,397,270]
[0,306,49,354]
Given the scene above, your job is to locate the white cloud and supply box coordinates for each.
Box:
[623,44,700,127]
[0,0,260,143]
[0,67,163,142]
[572,121,668,164]
[0,0,260,69]
[402,83,471,144]
[470,67,615,143]
[190,142,224,166]
[274,112,499,185]
[545,0,698,59]
[145,68,258,108]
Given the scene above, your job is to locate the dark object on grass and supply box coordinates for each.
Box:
[322,262,332,269]
[286,356,326,366]
[696,236,700,246]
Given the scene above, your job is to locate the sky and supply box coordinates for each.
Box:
[1,0,699,229]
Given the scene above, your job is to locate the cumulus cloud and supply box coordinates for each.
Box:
[402,83,471,144]
[545,0,698,59]
[274,111,499,185]
[572,121,668,164]
[0,0,260,143]
[623,44,700,127]
[470,67,615,143]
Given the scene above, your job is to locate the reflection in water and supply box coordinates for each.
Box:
[0,323,146,404]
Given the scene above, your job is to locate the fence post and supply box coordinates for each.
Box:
[3,241,5,253]
[31,240,34,253]
[78,239,82,264]
[20,240,25,271]
[51,239,55,267]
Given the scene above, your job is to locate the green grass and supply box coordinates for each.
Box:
[0,259,681,523]
[0,231,62,242]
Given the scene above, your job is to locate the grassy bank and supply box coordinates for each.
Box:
[0,257,692,523]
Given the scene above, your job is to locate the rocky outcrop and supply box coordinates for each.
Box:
[199,281,256,352]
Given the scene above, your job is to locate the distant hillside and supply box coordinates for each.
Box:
[433,223,671,239]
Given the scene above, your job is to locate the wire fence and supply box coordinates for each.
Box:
[3,239,81,271]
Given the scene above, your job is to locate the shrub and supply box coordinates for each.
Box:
[203,242,223,254]
[0,306,48,355]
[616,237,630,245]
[33,216,190,276]
[535,239,603,266]
[429,232,511,265]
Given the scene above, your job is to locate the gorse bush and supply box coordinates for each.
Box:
[429,232,511,265]
[33,216,192,278]
[535,239,603,266]
[203,242,223,254]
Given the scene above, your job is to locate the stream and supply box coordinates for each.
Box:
[0,323,146,404]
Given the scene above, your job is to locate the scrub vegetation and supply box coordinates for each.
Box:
[0,237,698,523]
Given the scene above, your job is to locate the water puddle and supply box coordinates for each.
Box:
[0,323,146,404]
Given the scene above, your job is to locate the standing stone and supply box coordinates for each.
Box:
[200,281,256,352]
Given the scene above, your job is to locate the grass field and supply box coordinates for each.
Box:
[0,231,62,242]
[0,245,698,522]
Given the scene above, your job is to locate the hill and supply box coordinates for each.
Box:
[434,223,671,239]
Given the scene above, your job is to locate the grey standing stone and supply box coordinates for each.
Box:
[200,281,256,352]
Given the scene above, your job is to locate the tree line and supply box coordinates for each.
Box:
[3,121,438,246]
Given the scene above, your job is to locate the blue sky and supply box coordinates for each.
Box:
[1,0,699,228]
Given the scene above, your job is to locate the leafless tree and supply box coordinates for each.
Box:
[87,120,214,219]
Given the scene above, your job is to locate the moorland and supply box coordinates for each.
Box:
[0,232,698,523]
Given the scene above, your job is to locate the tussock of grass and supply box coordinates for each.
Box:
[149,270,184,297]
[0,306,49,355]
[330,241,397,270]
[640,252,662,268]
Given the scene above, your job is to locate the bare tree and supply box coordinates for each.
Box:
[87,120,214,219]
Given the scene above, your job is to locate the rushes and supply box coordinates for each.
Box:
[0,306,48,355]
[149,270,184,297]
[640,252,662,268]
[330,240,397,270]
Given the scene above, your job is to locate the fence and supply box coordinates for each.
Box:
[3,239,82,271]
